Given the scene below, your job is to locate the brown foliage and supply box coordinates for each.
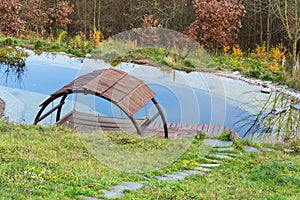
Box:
[21,0,48,33]
[47,1,74,30]
[0,0,74,36]
[0,0,25,36]
[184,0,246,49]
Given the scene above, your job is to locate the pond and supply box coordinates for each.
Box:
[1,47,299,139]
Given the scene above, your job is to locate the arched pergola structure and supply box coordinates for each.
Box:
[34,68,168,138]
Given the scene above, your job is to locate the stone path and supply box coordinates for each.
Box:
[84,139,266,200]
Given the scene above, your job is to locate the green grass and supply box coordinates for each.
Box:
[0,120,299,199]
[0,36,93,57]
[0,120,208,199]
[212,55,300,90]
[0,121,140,199]
[91,43,215,72]
[124,150,300,200]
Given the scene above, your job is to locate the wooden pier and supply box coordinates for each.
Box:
[143,121,238,138]
[57,110,239,139]
[35,68,239,139]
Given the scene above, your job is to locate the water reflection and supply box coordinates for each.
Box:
[0,47,29,86]
[237,92,300,141]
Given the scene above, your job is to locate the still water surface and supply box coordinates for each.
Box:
[0,49,271,137]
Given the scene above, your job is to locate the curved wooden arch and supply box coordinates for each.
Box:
[34,68,168,138]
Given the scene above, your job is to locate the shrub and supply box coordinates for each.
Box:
[251,44,267,59]
[289,138,300,152]
[248,69,261,78]
[219,131,231,141]
[3,37,14,45]
[233,138,248,151]
[262,72,272,81]
[34,40,43,49]
[50,43,60,51]
[197,131,206,140]
[67,49,81,56]
[56,30,68,43]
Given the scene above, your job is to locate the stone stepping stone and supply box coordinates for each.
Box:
[162,174,186,181]
[101,182,143,199]
[195,167,211,172]
[154,176,170,181]
[120,182,143,191]
[214,152,237,157]
[198,163,221,168]
[84,197,103,200]
[175,172,190,179]
[264,147,275,151]
[155,169,206,181]
[204,158,221,163]
[213,147,235,151]
[183,170,207,175]
[154,174,184,181]
[244,146,262,153]
[203,139,233,147]
[101,190,123,199]
[211,153,234,159]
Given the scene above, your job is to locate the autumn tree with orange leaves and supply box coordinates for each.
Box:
[184,0,246,49]
[0,0,74,36]
[0,0,25,36]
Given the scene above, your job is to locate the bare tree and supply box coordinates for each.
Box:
[272,0,300,79]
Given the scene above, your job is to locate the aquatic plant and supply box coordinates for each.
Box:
[0,47,29,86]
[236,92,300,143]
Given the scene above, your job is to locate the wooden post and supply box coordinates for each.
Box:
[152,98,168,138]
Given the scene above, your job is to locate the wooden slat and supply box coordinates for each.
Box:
[49,68,155,117]
[58,111,239,139]
[207,124,214,134]
[57,111,147,130]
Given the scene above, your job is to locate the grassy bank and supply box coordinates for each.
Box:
[0,34,298,81]
[127,149,300,199]
[0,120,208,199]
[1,35,299,90]
[0,120,299,199]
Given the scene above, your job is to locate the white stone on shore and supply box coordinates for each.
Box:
[292,104,300,111]
[261,88,272,94]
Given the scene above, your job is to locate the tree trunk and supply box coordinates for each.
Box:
[98,0,101,29]
[292,40,299,78]
[93,0,96,28]
[266,0,271,52]
[84,0,87,35]
[259,0,263,44]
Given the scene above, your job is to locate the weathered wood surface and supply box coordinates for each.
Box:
[48,68,155,117]
[57,111,239,138]
[143,121,236,138]
[57,111,148,133]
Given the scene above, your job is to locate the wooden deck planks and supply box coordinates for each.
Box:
[142,122,238,138]
[57,111,239,138]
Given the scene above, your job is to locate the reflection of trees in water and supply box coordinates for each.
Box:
[236,92,300,142]
[0,47,29,86]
